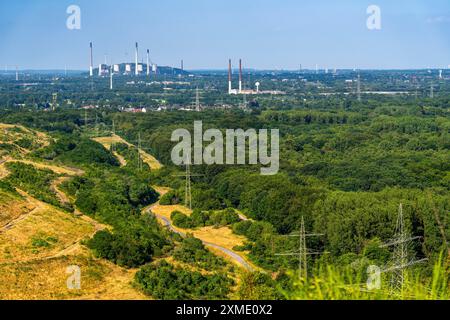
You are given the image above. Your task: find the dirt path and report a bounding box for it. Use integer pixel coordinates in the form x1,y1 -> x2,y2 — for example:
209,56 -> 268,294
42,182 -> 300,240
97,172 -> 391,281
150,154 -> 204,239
0,187 -> 50,232
93,135 -> 162,170
0,161 -> 104,259
113,151 -> 127,167
145,194 -> 255,272
0,158 -> 84,177
51,176 -> 71,205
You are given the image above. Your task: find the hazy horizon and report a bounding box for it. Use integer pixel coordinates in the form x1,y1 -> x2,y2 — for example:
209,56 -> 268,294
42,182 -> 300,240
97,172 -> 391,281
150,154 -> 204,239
1,0 -> 449,70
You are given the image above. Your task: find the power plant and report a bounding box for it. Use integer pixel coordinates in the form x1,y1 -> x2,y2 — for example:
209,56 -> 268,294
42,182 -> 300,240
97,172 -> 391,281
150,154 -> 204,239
89,42 -> 94,77
228,59 -> 284,95
135,42 -> 139,76
88,42 -> 183,77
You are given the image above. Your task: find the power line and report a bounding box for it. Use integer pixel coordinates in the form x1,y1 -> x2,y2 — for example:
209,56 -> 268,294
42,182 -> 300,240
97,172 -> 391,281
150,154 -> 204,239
52,93 -> 58,111
357,73 -> 361,102
274,216 -> 324,280
195,87 -> 201,112
137,132 -> 142,171
380,204 -> 427,294
172,156 -> 204,210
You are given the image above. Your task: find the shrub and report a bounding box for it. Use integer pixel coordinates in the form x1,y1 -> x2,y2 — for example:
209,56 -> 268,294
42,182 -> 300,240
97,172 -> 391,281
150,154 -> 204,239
135,261 -> 233,300
171,211 -> 194,228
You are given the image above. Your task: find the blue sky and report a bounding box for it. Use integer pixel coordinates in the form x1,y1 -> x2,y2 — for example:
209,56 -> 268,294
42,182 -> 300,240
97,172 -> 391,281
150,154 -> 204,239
0,0 -> 449,70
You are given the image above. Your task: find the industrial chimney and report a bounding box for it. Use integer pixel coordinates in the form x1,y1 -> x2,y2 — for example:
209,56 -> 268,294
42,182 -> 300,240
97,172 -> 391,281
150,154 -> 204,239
228,59 -> 232,94
239,59 -> 243,93
89,42 -> 93,77
146,49 -> 150,76
135,42 -> 139,76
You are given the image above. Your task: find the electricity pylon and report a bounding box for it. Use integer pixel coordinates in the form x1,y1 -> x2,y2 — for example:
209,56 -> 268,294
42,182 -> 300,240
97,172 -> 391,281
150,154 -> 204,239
80,109 -> 97,133
111,120 -> 116,153
380,204 -> 427,294
274,216 -> 324,280
195,87 -> 201,112
95,114 -> 99,136
240,93 -> 248,110
357,73 -> 361,102
52,93 -> 58,111
137,132 -> 143,171
172,155 -> 203,210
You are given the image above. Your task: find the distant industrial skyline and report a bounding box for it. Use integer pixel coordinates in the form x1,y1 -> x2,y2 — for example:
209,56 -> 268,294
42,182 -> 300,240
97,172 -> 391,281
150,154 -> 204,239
0,0 -> 449,70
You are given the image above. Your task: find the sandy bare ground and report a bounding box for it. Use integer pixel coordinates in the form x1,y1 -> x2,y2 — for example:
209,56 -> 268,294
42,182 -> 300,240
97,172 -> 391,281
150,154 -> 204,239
0,162 -> 142,299
93,134 -> 162,170
146,187 -> 255,272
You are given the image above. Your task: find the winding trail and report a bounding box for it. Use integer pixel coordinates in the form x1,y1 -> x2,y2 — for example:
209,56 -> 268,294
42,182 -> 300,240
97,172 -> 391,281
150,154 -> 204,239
145,204 -> 254,272
0,159 -> 105,259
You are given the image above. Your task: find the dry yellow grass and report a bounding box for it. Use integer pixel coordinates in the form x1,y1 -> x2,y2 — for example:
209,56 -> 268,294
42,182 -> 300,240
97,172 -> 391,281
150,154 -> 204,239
0,159 -> 84,178
0,198 -> 95,264
0,190 -> 33,228
150,202 -> 247,257
0,188 -> 144,300
0,129 -> 150,299
0,251 -> 147,300
15,159 -> 84,175
93,134 -> 162,170
152,185 -> 171,196
0,123 -> 51,152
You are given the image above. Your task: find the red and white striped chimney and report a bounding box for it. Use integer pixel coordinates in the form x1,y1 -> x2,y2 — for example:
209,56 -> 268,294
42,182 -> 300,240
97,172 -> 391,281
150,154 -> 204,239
228,59 -> 232,94
239,59 -> 242,93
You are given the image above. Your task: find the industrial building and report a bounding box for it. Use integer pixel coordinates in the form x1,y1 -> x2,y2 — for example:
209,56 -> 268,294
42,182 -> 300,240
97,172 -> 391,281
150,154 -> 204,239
88,42 -> 168,77
228,59 -> 284,95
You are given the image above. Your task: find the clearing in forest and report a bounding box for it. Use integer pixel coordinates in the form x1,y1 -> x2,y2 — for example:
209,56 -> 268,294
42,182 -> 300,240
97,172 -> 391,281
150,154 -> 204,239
93,134 -> 162,170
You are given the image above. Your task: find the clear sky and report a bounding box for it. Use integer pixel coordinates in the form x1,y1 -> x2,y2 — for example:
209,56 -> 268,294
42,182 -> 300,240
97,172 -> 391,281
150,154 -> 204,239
0,0 -> 449,70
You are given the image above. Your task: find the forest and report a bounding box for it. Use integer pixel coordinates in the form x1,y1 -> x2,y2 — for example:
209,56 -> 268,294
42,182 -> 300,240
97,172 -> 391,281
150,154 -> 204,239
0,85 -> 448,299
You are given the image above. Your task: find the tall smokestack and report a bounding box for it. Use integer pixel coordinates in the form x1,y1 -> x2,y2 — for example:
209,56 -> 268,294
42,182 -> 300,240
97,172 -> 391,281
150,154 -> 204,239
228,59 -> 232,94
239,59 -> 242,93
135,42 -> 139,76
110,65 -> 113,90
146,49 -> 150,76
181,59 -> 184,71
89,42 -> 93,77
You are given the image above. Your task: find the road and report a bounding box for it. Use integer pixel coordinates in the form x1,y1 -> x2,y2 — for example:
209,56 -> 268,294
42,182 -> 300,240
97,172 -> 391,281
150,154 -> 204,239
146,206 -> 254,272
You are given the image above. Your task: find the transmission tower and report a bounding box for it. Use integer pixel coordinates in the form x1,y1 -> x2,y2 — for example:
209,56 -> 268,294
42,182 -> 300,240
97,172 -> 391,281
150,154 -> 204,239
95,113 -> 99,136
357,73 -> 361,102
137,132 -> 142,171
380,204 -> 427,294
172,155 -> 203,210
274,216 -> 324,280
52,93 -> 58,111
195,87 -> 201,112
81,109 -> 96,130
111,120 -> 116,153
240,93 -> 248,110
184,159 -> 192,208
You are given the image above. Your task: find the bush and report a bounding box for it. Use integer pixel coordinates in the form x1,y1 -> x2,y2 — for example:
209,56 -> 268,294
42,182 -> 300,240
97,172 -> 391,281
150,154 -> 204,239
87,229 -> 155,268
159,189 -> 182,205
171,211 -> 194,228
135,261 -> 233,300
173,235 -> 227,269
172,208 -> 241,229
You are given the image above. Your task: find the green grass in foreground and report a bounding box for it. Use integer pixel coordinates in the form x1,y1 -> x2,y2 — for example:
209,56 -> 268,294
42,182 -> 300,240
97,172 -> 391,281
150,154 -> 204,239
282,253 -> 449,300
